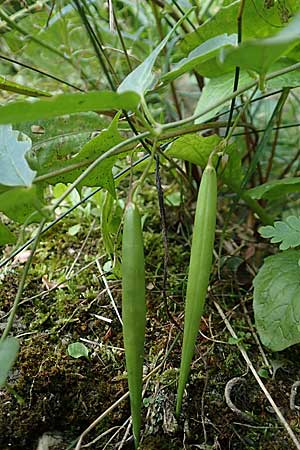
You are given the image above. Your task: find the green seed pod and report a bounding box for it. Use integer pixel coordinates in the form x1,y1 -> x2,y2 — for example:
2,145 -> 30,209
176,162 -> 217,416
122,201 -> 146,448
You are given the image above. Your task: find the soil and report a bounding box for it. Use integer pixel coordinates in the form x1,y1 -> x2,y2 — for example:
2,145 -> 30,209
1,203 -> 300,450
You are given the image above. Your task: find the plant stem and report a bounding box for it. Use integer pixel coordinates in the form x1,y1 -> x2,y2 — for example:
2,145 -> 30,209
0,219 -> 46,342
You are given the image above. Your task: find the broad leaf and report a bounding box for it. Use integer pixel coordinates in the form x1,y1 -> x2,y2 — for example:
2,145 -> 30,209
194,71 -> 253,123
253,250 -> 300,351
179,0 -> 297,56
0,337 -> 19,387
194,59 -> 300,123
161,34 -> 237,83
0,222 -> 16,246
0,91 -> 140,125
220,15 -> 300,83
166,134 -> 221,168
259,216 -> 300,250
248,177 -> 300,200
166,134 -> 243,189
0,186 -> 44,224
0,125 -> 35,187
67,342 -> 89,359
0,75 -> 50,97
34,115 -> 123,196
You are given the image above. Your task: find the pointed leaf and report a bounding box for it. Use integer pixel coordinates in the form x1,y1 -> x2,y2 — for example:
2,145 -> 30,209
161,34 -> 237,83
179,0 -> 296,56
0,186 -> 44,224
248,177 -> 300,200
0,125 -> 35,187
165,134 -> 243,189
194,60 -> 300,124
0,222 -> 16,246
253,250 -> 300,351
220,15 -> 300,78
0,91 -> 140,125
194,70 -> 253,123
35,115 -> 123,195
118,11 -> 191,96
166,134 -> 222,167
0,337 -> 19,387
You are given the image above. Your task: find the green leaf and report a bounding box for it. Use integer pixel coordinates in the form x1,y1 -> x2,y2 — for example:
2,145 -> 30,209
67,224 -> 81,236
118,11 -> 190,96
0,125 -> 35,187
35,114 -> 123,196
248,177 -> 300,200
161,33 -> 237,83
178,0 -> 296,57
0,75 -> 51,97
0,337 -> 19,387
0,91 -> 140,125
259,216 -> 300,250
0,222 -> 16,246
194,59 -> 300,124
253,250 -> 300,351
165,134 -> 243,190
166,134 -> 222,167
220,15 -> 300,83
67,342 -> 89,359
0,186 -> 44,224
194,70 -> 253,123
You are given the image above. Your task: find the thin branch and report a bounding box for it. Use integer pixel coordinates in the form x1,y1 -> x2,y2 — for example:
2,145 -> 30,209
214,300 -> 300,450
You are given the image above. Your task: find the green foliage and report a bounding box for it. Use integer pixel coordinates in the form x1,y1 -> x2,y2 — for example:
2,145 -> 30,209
194,59 -> 300,123
166,134 -> 243,189
0,221 -> 16,245
259,216 -> 300,250
161,33 -> 237,83
0,186 -> 44,223
118,11 -> 190,98
220,15 -> 300,87
0,75 -> 50,97
67,342 -> 89,359
33,114 -> 123,196
0,337 -> 19,388
177,0 -> 299,76
0,125 -> 35,187
253,250 -> 300,351
0,91 -> 140,125
2,1 -> 300,446
249,177 -> 300,200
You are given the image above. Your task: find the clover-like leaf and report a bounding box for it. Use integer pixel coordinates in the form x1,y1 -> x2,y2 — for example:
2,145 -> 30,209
67,342 -> 89,359
0,125 -> 35,187
253,250 -> 300,351
259,216 -> 300,250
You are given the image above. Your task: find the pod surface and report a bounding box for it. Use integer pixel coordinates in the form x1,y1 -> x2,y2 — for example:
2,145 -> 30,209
122,201 -> 146,447
176,164 -> 217,415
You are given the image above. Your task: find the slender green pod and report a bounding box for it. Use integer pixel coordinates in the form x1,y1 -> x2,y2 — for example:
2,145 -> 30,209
176,161 -> 217,416
122,201 -> 146,448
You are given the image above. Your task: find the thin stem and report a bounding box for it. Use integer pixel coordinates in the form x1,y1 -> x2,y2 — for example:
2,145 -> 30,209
0,218 -> 46,342
0,153 -> 151,270
264,100 -> 284,182
225,0 -> 245,137
159,62 -> 300,131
